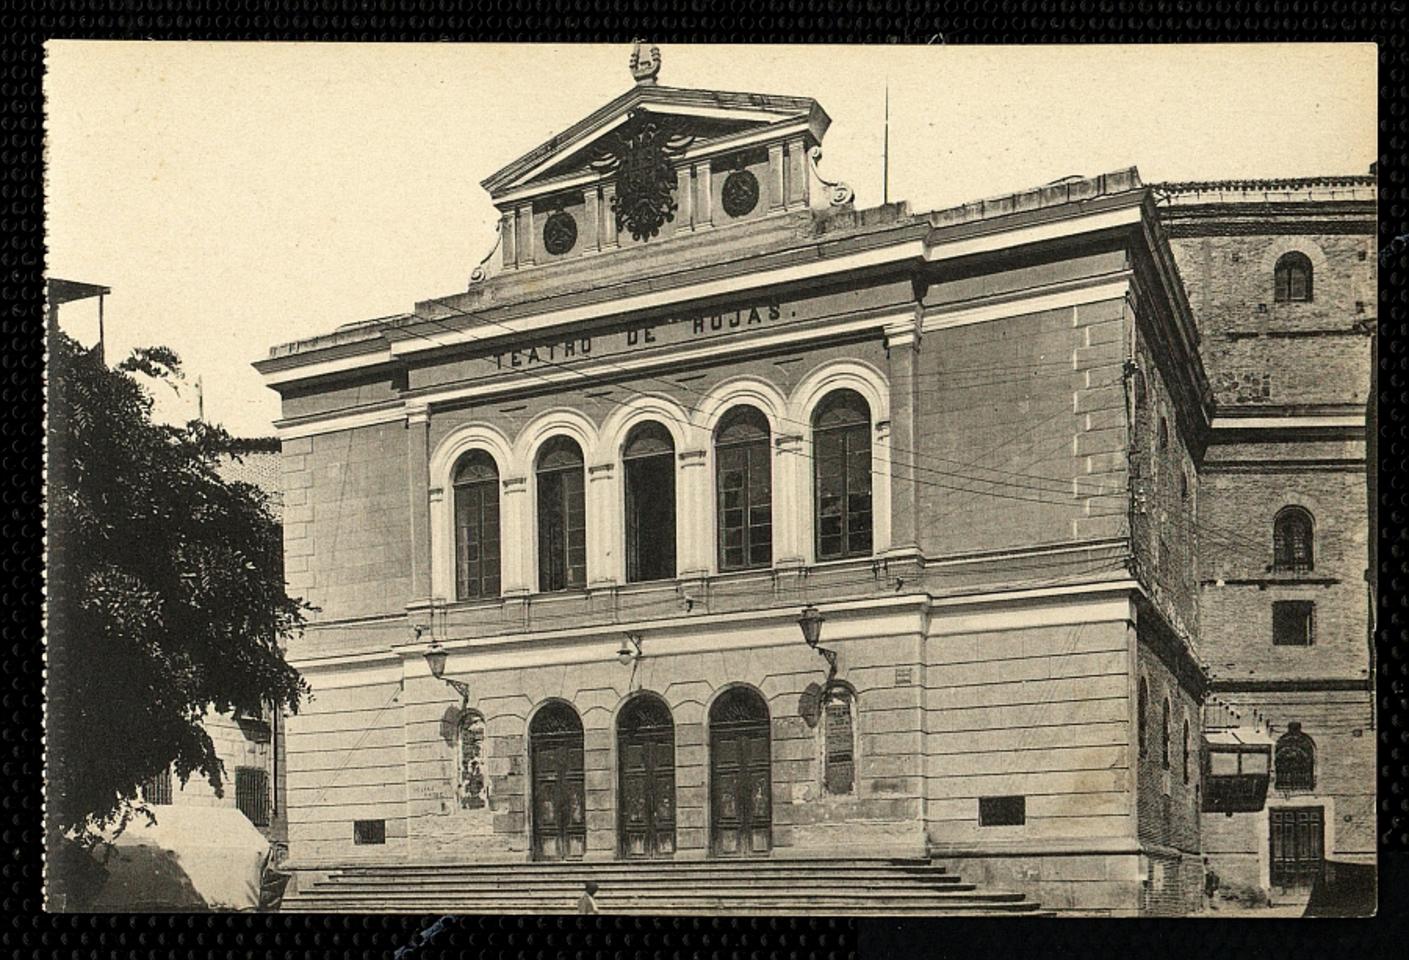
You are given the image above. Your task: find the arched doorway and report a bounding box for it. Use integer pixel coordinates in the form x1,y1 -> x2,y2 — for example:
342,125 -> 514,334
529,701 -> 586,860
616,694 -> 676,859
708,686 -> 772,857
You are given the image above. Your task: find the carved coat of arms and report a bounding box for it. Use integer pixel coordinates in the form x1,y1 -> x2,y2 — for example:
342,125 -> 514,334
591,110 -> 693,242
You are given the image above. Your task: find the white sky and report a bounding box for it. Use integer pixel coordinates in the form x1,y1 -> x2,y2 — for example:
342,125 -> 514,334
44,42 -> 1376,437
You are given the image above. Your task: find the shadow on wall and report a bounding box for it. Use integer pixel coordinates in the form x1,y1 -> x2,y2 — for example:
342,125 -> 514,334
1303,860 -> 1377,918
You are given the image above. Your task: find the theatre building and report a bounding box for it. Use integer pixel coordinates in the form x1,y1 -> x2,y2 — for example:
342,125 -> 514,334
256,52 -> 1368,915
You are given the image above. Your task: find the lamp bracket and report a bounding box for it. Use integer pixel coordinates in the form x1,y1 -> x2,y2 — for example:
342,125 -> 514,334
816,645 -> 839,685
443,677 -> 471,709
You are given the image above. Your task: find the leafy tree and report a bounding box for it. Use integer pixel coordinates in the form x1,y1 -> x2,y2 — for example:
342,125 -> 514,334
46,328 -> 308,844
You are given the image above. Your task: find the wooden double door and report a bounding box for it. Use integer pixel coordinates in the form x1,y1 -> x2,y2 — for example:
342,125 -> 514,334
1270,805 -> 1325,889
617,695 -> 677,858
708,687 -> 772,857
529,702 -> 586,861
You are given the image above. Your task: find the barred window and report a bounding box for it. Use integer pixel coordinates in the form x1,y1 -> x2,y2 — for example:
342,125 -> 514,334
822,686 -> 855,796
1273,507 -> 1314,572
813,390 -> 872,561
143,769 -> 173,805
235,766 -> 271,827
536,437 -> 587,592
1274,252 -> 1313,303
458,711 -> 488,810
1274,722 -> 1316,791
453,451 -> 501,600
715,405 -> 773,571
1272,600 -> 1315,647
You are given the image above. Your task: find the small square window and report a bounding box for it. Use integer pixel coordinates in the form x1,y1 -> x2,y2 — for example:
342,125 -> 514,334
979,795 -> 1026,826
1272,601 -> 1315,646
353,819 -> 386,845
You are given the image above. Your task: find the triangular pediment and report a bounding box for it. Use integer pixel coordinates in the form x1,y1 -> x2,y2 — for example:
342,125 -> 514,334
481,84 -> 829,203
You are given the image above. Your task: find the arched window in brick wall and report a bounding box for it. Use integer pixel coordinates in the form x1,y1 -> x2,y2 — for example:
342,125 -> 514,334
453,450 -> 501,600
1138,677 -> 1149,758
1274,251 -> 1314,303
536,437 -> 587,592
813,389 -> 873,561
1162,698 -> 1171,770
1273,506 -> 1315,573
1275,722 -> 1316,791
1182,718 -> 1191,785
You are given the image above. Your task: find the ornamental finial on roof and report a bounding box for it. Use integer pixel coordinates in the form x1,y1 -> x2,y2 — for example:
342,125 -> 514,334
630,40 -> 661,85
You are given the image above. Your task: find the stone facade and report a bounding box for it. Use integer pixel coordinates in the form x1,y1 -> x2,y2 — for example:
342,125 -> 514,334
254,70 -> 1368,916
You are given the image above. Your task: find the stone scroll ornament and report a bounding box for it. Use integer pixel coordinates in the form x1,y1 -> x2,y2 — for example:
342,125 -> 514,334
808,145 -> 855,206
592,110 -> 694,241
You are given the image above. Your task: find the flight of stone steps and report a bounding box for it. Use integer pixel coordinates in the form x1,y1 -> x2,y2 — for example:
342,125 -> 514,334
280,857 -> 1048,916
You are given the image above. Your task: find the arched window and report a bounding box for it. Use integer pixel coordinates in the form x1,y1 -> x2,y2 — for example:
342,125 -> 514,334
536,437 -> 587,592
1273,506 -> 1315,572
813,389 -> 872,561
457,710 -> 487,810
623,422 -> 676,583
1274,722 -> 1316,791
453,450 -> 501,600
1162,698 -> 1171,770
1158,415 -> 1170,452
1274,252 -> 1313,303
821,685 -> 856,796
715,405 -> 772,571
1138,678 -> 1149,758
1182,717 -> 1191,785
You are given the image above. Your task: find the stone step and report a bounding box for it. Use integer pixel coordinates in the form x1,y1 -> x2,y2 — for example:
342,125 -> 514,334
309,872 -> 966,890
320,858 -> 943,875
282,900 -> 1048,916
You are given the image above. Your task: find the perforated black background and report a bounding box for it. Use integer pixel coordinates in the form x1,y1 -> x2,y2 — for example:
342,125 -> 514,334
5,5 -> 1406,957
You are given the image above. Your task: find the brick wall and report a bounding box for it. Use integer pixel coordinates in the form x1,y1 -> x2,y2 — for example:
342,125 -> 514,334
1167,231 -> 1374,409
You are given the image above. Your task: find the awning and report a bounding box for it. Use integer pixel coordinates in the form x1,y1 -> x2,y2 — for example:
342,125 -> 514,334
1204,726 -> 1275,748
79,806 -> 272,912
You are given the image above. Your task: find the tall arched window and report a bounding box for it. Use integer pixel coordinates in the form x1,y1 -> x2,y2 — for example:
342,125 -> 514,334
536,437 -> 587,592
1182,717 -> 1191,785
821,685 -> 856,796
1274,251 -> 1313,303
1275,722 -> 1316,791
715,405 -> 772,571
1162,698 -> 1171,770
1273,506 -> 1315,572
458,710 -> 487,810
813,389 -> 872,561
624,422 -> 676,583
453,450 -> 501,600
1138,677 -> 1149,758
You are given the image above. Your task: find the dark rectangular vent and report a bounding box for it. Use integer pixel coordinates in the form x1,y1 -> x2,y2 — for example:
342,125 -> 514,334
353,819 -> 386,845
979,795 -> 1026,827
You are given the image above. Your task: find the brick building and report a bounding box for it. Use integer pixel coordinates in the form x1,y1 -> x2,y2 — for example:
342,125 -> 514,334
1155,178 -> 1376,900
254,53 -> 1371,915
141,438 -> 289,847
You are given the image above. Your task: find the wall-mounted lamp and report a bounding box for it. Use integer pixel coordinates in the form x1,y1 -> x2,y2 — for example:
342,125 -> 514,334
418,626 -> 470,709
617,633 -> 643,667
797,605 -> 837,681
